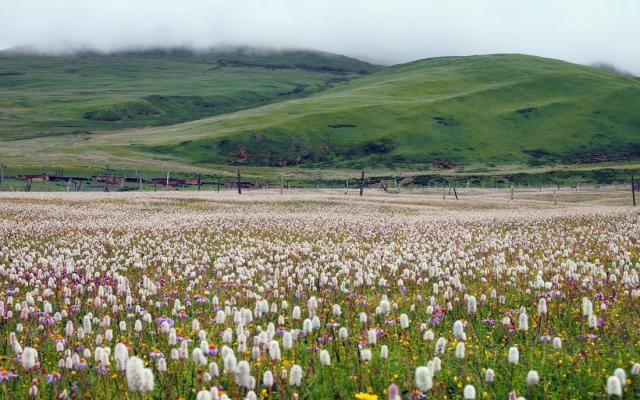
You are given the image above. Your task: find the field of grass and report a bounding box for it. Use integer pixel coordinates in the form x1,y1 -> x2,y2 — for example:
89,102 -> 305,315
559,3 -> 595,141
1,52 -> 639,183
123,54 -> 640,169
0,191 -> 639,399
0,48 -> 378,140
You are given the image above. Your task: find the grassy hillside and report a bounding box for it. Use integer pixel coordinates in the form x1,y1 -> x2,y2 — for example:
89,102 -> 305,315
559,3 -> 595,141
0,48 -> 378,140
1,53 -> 639,176
122,54 -> 640,169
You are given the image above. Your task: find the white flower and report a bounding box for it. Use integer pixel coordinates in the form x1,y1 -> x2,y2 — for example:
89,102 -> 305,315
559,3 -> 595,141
380,345 -> 389,359
463,384 -> 476,399
21,347 -> 38,370
537,298 -> 547,314
283,332 -> 293,349
607,376 -> 622,397
360,348 -> 372,362
196,390 -> 212,400
319,349 -> 331,366
508,347 -> 519,364
415,366 -> 433,392
518,312 -> 529,331
553,337 -> 562,350
223,353 -> 237,374
453,320 -> 465,339
614,368 -> 627,387
157,358 -> 167,372
455,342 -> 465,359
424,330 -> 434,341
216,310 -> 226,324
588,313 -> 598,328
332,304 -> 341,316
268,341 -> 281,361
400,314 -> 409,329
485,368 -> 495,383
435,337 -> 447,355
582,298 -> 593,317
338,327 -> 348,341
191,348 -> 205,365
289,365 -> 303,386
367,329 -> 377,345
141,367 -> 154,392
380,299 -> 391,315
467,295 -> 477,315
263,370 -> 274,387
245,391 -> 257,400
126,356 -> 145,392
302,319 -> 313,334
527,370 -> 540,386
236,360 -> 251,388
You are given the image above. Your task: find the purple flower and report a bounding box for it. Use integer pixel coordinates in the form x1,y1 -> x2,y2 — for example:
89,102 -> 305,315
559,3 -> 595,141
578,333 -> 598,340
94,366 -> 108,374
38,315 -> 56,325
46,371 -> 62,383
149,350 -> 164,359
204,346 -> 218,356
156,316 -> 175,327
482,318 -> 496,326
0,368 -> 18,382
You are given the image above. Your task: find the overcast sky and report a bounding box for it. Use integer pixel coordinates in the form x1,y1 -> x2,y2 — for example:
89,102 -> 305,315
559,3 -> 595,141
1,0 -> 639,74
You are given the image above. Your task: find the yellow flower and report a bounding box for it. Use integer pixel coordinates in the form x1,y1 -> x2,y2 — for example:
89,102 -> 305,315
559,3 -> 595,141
355,393 -> 378,400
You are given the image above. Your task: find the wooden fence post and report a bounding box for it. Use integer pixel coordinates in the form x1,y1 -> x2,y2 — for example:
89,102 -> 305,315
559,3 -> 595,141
632,173 -> 637,207
359,170 -> 364,197
237,169 -> 242,195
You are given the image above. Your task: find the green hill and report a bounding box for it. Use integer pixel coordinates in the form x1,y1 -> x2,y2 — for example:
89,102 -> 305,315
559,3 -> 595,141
127,54 -> 640,169
1,53 -> 639,175
0,48 -> 379,140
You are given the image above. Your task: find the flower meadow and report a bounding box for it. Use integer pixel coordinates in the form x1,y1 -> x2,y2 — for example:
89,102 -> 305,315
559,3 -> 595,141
0,191 -> 639,399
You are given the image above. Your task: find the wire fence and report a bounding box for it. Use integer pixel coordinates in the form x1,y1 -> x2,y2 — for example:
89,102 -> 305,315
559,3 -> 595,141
0,166 -> 637,206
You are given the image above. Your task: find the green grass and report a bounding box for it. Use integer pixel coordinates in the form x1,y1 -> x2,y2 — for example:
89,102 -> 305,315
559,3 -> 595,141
127,54 -> 640,169
0,48 -> 378,140
1,52 -> 639,179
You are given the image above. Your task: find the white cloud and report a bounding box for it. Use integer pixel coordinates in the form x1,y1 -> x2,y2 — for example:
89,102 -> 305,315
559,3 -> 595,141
1,0 -> 638,74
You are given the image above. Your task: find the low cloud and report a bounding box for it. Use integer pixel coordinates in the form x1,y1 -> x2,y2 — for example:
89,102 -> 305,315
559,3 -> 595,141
1,0 -> 639,74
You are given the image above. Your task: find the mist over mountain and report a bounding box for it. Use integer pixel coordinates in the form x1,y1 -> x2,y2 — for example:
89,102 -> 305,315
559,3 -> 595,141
1,0 -> 639,75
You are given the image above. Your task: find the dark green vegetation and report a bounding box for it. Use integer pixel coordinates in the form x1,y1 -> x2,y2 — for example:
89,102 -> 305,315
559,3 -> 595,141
136,54 -> 640,169
0,48 -> 378,140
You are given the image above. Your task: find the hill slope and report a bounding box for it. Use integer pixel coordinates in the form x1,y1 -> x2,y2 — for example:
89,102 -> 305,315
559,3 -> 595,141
1,53 -> 639,174
123,54 -> 640,169
0,48 -> 378,140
